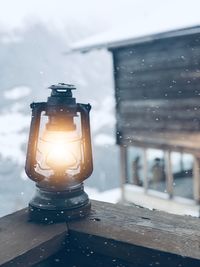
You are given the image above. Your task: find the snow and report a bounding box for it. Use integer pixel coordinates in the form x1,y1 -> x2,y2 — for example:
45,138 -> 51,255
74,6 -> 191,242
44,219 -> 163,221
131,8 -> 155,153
90,95 -> 116,146
90,96 -> 115,133
0,33 -> 22,44
0,112 -> 29,134
70,0 -> 200,52
1,0 -> 200,49
4,86 -> 31,100
85,186 -> 121,204
0,111 -> 29,164
71,23 -> 200,52
94,133 -> 115,146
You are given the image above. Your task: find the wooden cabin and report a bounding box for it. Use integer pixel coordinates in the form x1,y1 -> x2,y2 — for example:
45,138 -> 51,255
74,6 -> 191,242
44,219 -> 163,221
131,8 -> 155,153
71,25 -> 200,216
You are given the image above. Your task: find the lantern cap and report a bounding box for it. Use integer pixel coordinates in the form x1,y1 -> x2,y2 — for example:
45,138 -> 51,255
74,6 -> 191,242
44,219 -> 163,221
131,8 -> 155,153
48,83 -> 76,97
49,83 -> 76,90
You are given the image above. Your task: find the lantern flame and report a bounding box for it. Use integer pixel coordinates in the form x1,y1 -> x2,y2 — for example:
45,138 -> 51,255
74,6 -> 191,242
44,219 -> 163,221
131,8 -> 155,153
37,129 -> 81,173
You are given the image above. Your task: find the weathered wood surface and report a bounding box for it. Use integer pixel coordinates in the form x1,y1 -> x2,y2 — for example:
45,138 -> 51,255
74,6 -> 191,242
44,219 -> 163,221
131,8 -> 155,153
118,99 -> 200,134
118,119 -> 200,132
41,244 -> 137,267
193,157 -> 200,203
68,200 -> 200,261
0,209 -> 67,267
113,31 -> 200,140
115,82 -> 200,101
120,99 -> 200,115
115,88 -> 200,101
67,232 -> 200,267
115,68 -> 200,93
114,35 -> 200,73
120,130 -> 200,155
1,200 -> 200,266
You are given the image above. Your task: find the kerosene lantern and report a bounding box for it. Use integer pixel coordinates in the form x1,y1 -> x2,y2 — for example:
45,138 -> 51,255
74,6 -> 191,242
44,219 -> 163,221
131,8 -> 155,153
25,83 -> 93,222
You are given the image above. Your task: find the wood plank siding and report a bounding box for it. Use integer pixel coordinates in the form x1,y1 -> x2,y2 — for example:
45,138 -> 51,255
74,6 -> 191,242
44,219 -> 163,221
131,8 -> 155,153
112,32 -> 200,151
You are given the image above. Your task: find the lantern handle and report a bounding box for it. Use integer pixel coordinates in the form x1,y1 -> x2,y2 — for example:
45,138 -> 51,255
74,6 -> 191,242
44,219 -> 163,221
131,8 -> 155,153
77,103 -> 93,182
25,102 -> 47,182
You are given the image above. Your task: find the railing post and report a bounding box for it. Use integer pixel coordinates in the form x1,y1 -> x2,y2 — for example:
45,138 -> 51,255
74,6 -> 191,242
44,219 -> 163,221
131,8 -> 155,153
165,150 -> 174,198
120,145 -> 127,201
193,156 -> 200,204
143,148 -> 148,193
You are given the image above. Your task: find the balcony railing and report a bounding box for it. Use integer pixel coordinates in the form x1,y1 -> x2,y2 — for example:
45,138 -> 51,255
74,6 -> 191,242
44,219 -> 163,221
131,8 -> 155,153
1,200 -> 200,267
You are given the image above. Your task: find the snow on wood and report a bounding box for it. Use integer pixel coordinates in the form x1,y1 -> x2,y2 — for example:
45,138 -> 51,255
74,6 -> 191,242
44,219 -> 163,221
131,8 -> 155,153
71,24 -> 200,52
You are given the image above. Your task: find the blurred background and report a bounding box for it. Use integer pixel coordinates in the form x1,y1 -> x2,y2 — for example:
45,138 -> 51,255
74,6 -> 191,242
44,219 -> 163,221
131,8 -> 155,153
1,0 -> 200,217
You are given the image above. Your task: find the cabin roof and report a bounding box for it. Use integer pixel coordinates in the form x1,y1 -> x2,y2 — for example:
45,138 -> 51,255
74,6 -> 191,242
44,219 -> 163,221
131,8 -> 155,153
70,25 -> 200,53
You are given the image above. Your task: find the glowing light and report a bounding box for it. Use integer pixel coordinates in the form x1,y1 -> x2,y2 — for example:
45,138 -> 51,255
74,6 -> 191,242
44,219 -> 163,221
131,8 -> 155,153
37,129 -> 81,173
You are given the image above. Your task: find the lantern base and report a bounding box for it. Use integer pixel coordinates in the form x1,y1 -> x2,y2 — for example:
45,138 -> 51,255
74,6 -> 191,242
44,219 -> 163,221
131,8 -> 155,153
28,183 -> 91,223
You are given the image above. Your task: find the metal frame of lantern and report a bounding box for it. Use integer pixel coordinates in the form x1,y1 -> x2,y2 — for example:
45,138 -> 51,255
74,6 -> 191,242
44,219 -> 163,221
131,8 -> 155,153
25,83 -> 93,223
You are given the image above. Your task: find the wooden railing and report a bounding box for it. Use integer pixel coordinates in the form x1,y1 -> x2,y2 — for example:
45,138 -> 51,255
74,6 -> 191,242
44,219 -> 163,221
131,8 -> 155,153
1,200 -> 200,267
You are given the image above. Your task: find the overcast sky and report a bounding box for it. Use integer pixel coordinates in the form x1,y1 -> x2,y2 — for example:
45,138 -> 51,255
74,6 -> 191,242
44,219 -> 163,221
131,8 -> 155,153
1,0 -> 200,35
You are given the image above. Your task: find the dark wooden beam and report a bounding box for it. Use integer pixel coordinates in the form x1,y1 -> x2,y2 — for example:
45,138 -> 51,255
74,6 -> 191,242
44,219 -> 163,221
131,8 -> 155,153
68,200 -> 200,261
0,209 -> 67,267
1,200 -> 200,267
120,131 -> 200,155
66,232 -> 200,267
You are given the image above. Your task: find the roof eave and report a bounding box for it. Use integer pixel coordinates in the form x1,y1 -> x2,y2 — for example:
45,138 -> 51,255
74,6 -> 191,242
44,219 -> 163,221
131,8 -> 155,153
68,25 -> 200,54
